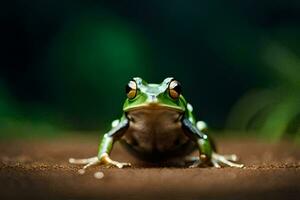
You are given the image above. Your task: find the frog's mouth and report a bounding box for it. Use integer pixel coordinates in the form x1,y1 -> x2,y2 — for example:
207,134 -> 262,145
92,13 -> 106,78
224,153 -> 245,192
124,103 -> 185,128
124,103 -> 185,113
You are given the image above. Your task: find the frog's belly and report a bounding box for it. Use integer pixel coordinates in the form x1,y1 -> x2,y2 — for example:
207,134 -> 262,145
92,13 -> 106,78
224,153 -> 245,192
121,108 -> 195,160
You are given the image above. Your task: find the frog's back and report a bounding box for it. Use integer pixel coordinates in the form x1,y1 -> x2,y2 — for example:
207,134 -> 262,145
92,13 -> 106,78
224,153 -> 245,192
121,107 -> 195,161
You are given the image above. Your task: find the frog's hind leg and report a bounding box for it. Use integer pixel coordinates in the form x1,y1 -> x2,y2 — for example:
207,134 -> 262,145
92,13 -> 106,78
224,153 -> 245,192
211,153 -> 244,168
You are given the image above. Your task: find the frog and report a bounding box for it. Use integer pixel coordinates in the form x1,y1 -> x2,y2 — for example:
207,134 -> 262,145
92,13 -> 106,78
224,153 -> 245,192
69,77 -> 243,173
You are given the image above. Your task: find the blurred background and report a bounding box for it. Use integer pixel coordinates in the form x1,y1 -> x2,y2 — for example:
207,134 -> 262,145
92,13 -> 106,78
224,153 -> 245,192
0,0 -> 299,140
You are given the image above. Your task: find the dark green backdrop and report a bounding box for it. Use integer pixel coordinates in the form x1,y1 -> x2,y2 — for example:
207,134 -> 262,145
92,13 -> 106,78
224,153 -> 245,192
1,1 -> 300,139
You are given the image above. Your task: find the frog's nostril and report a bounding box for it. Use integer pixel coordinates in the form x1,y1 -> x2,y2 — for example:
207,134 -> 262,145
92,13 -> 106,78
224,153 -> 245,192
148,95 -> 158,103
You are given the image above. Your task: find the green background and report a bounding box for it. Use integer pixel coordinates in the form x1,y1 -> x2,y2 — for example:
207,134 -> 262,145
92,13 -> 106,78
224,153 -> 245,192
1,1 -> 299,140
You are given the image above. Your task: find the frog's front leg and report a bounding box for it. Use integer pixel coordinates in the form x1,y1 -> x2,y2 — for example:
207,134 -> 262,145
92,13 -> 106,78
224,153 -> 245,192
69,118 -> 131,174
182,118 -> 243,168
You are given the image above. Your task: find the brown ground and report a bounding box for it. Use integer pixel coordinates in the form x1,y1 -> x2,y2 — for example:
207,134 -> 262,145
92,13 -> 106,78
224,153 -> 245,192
0,136 -> 299,200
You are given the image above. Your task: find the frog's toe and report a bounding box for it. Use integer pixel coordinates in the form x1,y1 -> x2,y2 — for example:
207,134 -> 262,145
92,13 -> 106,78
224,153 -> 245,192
211,159 -> 221,168
212,153 -> 244,168
106,161 -> 131,168
69,156 -> 98,164
188,160 -> 201,168
222,154 -> 238,162
116,162 -> 131,168
106,161 -> 131,169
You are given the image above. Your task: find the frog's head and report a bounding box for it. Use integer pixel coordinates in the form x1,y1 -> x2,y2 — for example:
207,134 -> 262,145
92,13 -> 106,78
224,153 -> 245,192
123,77 -> 187,113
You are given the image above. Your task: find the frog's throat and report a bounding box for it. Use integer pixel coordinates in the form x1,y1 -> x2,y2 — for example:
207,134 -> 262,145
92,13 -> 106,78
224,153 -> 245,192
123,103 -> 185,113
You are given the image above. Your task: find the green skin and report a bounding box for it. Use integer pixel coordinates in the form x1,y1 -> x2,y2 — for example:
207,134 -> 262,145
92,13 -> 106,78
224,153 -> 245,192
69,77 -> 243,172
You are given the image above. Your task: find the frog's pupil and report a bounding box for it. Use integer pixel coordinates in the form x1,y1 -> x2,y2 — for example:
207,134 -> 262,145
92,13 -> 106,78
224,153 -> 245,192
174,84 -> 181,94
170,81 -> 182,94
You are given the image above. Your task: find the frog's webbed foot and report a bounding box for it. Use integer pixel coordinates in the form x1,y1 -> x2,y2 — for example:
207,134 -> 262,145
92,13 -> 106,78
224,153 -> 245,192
99,153 -> 131,169
69,153 -> 131,174
211,153 -> 244,168
187,153 -> 243,168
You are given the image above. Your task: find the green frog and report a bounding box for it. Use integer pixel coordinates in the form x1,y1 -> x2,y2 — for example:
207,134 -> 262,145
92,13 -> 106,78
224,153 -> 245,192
69,77 -> 243,173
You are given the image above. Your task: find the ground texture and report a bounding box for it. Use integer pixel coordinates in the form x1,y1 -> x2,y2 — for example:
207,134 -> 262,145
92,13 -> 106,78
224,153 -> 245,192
0,136 -> 299,200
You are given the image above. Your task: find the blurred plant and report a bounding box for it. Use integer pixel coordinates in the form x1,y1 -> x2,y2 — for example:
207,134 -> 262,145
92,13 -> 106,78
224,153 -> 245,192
227,41 -> 300,141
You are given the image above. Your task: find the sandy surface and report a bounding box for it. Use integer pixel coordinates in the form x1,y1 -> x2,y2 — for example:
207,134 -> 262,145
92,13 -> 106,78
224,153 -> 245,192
0,136 -> 299,200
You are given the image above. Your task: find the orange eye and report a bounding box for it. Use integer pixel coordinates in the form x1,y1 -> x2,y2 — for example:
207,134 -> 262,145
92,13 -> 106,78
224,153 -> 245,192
126,80 -> 137,99
168,80 -> 181,99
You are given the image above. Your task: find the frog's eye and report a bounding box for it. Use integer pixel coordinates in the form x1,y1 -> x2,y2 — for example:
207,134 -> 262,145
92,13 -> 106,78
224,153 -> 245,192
168,80 -> 181,99
126,80 -> 137,99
